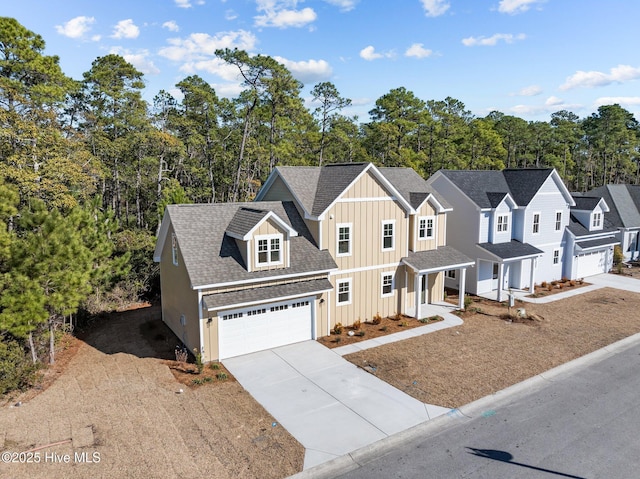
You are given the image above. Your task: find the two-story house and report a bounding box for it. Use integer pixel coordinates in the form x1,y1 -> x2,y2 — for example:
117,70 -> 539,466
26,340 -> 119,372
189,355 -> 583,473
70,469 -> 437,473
585,184 -> 640,261
428,168 -> 617,301
154,162 -> 473,361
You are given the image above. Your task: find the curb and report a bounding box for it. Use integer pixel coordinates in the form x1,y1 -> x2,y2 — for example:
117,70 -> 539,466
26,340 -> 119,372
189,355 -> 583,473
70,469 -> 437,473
287,331 -> 640,479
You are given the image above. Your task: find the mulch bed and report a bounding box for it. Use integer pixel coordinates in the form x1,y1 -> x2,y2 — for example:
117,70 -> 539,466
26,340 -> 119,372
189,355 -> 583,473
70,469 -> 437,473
317,314 -> 443,349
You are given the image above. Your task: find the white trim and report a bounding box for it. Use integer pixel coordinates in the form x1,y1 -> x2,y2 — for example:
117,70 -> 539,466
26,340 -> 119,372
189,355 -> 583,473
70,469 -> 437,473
206,288 -> 332,312
154,209 -> 171,262
418,215 -> 436,241
412,193 -> 451,214
336,196 -> 396,203
403,259 -> 475,274
496,213 -> 509,234
336,278 -> 352,306
330,262 -> 401,276
382,219 -> 396,251
555,210 -> 563,231
194,268 -> 338,290
532,212 -> 541,235
380,271 -> 395,298
171,232 -> 179,266
336,223 -> 352,257
246,240 -> 252,272
225,210 -> 298,241
318,220 -> 323,250
255,233 -> 284,267
591,211 -> 603,230
197,290 -> 204,356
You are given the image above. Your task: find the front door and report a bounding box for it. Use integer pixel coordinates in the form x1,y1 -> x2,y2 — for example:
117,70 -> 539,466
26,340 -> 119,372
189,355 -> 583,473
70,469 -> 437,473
492,263 -> 499,290
420,274 -> 427,304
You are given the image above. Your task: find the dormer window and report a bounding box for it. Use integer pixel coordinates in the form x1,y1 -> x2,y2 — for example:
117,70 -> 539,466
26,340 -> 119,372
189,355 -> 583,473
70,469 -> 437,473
256,234 -> 282,266
418,216 -> 435,240
592,212 -> 602,229
496,215 -> 509,233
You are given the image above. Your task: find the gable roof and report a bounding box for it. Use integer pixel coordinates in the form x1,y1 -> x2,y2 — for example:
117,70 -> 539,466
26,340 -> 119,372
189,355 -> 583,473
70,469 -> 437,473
437,168 -> 573,209
256,162 -> 424,218
589,184 -> 640,228
378,167 -> 451,211
225,207 -> 297,241
155,201 -> 337,289
566,213 -> 618,238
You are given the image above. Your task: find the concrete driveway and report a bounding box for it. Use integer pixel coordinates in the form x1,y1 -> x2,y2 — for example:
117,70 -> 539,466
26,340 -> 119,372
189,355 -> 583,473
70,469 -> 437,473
223,341 -> 450,469
588,272 -> 640,292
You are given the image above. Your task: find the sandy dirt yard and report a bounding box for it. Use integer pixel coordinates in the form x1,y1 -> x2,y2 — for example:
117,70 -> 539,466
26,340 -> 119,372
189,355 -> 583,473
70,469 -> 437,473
0,305 -> 303,479
345,287 -> 640,408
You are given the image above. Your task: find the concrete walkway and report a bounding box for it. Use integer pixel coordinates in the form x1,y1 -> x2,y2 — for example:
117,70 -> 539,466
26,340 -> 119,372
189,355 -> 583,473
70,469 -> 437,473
223,340 -> 451,470
480,273 -> 640,304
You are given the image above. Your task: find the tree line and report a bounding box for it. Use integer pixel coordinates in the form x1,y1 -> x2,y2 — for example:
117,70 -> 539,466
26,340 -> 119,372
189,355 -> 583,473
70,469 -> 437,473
1,17 -> 639,393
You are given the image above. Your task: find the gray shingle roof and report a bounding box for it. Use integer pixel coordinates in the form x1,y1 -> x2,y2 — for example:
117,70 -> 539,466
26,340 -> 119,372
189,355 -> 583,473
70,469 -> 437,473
477,240 -> 543,260
402,246 -> 474,272
576,237 -> 619,250
311,163 -> 369,216
274,166 -> 321,214
202,278 -> 333,311
379,167 -> 451,209
571,195 -> 601,211
439,168 -> 555,208
567,214 -> 618,238
167,201 -> 337,288
589,184 -> 640,228
225,207 -> 270,238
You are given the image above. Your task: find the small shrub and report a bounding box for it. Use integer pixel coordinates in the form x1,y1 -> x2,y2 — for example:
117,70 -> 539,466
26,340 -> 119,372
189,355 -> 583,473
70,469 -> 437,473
192,378 -> 203,385
551,280 -> 558,286
394,312 -> 402,321
561,277 -> 569,283
557,283 -> 564,289
399,320 -> 409,327
463,295 -> 473,309
569,280 -> 576,287
380,325 -> 388,332
540,281 -> 548,288
209,362 -> 221,370
216,372 -> 228,381
613,245 -> 624,265
333,322 -> 343,335
547,284 -> 553,291
333,336 -> 342,344
194,348 -> 204,374
372,313 -> 382,325
355,331 -> 365,337
353,318 -> 362,330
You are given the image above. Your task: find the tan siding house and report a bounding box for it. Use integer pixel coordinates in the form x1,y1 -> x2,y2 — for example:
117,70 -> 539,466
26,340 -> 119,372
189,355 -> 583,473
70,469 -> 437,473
155,163 -> 472,361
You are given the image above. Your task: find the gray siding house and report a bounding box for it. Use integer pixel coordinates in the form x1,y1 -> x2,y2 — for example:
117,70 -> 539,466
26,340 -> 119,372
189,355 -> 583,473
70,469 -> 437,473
428,168 -> 618,301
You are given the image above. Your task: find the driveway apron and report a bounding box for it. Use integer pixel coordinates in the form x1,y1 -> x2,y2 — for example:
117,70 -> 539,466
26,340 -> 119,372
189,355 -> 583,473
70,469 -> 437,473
224,340 -> 450,469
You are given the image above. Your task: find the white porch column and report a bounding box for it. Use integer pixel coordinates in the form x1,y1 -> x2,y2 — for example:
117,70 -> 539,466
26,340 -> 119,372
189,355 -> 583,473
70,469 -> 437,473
414,272 -> 421,319
529,257 -> 536,293
458,267 -> 467,310
497,262 -> 504,302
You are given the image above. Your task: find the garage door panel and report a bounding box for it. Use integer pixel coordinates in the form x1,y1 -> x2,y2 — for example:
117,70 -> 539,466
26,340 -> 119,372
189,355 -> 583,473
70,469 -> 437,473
219,297 -> 313,359
576,250 -> 606,278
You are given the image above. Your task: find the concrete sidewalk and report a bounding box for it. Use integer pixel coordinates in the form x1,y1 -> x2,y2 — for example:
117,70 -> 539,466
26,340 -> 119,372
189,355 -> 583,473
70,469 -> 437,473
224,341 -> 451,470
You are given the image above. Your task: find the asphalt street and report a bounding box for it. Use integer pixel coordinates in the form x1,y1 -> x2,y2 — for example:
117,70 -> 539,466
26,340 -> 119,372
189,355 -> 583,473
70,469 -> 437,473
331,340 -> 640,479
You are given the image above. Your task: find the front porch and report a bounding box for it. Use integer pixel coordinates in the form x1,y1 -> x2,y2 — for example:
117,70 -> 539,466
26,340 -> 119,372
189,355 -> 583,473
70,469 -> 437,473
402,246 -> 474,316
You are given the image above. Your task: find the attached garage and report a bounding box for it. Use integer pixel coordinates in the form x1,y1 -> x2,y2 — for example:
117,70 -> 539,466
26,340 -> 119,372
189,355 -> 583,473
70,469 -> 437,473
217,297 -> 314,359
576,250 -> 607,278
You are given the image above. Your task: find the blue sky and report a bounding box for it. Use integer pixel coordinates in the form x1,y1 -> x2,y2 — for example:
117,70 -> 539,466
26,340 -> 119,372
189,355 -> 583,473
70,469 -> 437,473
5,0 -> 640,122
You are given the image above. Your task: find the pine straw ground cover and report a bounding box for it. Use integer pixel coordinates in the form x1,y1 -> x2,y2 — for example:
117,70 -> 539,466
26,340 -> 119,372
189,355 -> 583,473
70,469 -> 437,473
0,305 -> 303,479
344,287 -> 640,409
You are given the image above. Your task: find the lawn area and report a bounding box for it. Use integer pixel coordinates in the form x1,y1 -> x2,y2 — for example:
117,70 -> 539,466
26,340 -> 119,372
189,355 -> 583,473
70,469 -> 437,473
344,287 -> 640,408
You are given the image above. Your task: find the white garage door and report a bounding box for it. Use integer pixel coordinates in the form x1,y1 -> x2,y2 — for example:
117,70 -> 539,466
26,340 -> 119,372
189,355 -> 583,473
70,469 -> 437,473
576,250 -> 607,278
218,297 -> 313,359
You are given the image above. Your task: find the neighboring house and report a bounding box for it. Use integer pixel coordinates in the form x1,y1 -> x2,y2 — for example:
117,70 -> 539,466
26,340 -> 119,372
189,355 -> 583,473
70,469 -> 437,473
154,162 -> 473,361
427,168 -> 618,301
585,184 -> 640,261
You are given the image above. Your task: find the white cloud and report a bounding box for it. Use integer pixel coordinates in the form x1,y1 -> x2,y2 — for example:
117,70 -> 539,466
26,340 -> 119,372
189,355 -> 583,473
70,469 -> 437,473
110,47 -> 160,75
323,0 -> 358,12
255,0 -> 317,28
405,43 -> 433,59
162,21 -> 180,32
158,30 -> 257,62
594,96 -> 640,108
420,0 -> 450,17
498,0 -> 545,15
273,56 -> 332,82
225,9 -> 238,20
560,64 -> 640,90
462,33 -> 526,46
510,96 -> 581,116
111,19 -> 140,39
359,45 -> 394,61
174,0 -> 204,7
513,85 -> 542,96
55,16 -> 95,39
